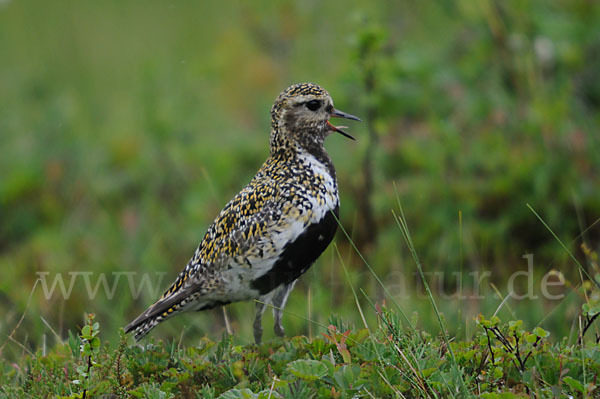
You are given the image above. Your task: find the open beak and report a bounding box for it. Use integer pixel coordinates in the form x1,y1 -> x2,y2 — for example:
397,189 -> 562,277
328,108 -> 361,140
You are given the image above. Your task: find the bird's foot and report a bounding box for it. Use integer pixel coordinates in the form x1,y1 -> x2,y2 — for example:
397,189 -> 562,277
253,323 -> 263,344
274,322 -> 285,337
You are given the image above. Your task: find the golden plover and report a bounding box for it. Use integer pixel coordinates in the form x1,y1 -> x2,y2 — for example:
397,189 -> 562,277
125,83 -> 360,343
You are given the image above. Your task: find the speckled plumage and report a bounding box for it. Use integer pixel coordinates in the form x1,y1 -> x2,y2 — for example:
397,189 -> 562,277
125,83 -> 360,343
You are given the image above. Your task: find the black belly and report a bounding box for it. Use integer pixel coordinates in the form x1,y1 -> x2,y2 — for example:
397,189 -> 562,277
250,205 -> 339,295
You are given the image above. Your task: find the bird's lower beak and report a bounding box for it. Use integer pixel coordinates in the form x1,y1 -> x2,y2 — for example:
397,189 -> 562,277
328,108 -> 361,140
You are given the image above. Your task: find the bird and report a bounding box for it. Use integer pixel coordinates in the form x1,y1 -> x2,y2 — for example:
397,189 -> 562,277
124,82 -> 360,344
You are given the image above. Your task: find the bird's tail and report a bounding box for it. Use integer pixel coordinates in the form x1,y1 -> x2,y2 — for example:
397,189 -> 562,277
124,292 -> 188,341
125,281 -> 222,340
124,316 -> 160,342
124,307 -> 172,341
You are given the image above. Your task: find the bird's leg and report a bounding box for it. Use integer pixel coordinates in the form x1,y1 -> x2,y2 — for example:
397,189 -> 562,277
272,280 -> 297,337
253,300 -> 268,344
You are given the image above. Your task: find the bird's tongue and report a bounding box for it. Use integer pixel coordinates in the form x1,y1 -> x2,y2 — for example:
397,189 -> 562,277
327,121 -> 355,140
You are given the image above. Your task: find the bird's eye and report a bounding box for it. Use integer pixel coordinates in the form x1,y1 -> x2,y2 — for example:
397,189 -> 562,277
305,100 -> 321,111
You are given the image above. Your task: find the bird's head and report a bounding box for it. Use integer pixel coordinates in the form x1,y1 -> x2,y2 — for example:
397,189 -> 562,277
270,83 -> 361,154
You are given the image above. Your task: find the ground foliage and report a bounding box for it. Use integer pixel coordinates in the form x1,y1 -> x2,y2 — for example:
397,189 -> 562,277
1,311 -> 599,398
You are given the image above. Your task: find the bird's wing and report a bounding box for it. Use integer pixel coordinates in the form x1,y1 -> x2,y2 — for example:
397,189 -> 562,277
125,172 -> 308,334
124,176 -> 280,333
162,175 -> 289,296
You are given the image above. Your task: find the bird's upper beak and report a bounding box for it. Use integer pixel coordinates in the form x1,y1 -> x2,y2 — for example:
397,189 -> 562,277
328,108 -> 361,140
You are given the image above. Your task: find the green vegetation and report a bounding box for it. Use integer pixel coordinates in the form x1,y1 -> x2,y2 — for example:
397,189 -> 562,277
2,310 -> 599,397
1,0 -> 600,397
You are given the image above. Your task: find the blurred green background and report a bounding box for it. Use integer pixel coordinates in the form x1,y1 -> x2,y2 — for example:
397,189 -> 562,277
1,0 -> 599,357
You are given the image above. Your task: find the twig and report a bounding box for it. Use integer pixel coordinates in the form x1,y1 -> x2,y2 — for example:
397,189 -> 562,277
0,278 -> 39,355
578,313 -> 600,344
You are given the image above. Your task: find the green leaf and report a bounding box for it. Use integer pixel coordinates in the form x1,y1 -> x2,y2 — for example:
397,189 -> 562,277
421,367 -> 437,378
217,388 -> 257,399
82,342 -> 92,356
256,390 -> 283,399
310,338 -> 326,356
563,376 -> 585,394
478,319 -> 491,328
333,364 -> 361,390
524,332 -> 537,344
352,328 -> 371,344
462,349 -> 476,361
90,337 -> 101,349
584,303 -> 600,317
287,359 -> 328,381
508,320 -> 522,331
480,393 -> 521,399
81,325 -> 92,339
478,335 -> 489,346
339,348 -> 351,364
492,366 -> 503,379
533,327 -> 549,338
